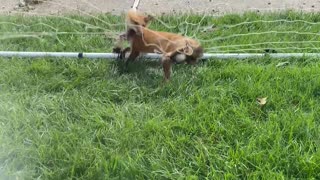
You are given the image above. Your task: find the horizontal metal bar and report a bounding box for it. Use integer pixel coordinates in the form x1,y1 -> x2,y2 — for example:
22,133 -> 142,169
0,51 -> 319,59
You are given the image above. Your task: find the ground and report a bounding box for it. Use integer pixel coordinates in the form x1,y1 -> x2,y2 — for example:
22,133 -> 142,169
1,0 -> 320,15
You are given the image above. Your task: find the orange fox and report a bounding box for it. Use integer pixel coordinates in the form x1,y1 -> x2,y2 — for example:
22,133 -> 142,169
114,9 -> 204,82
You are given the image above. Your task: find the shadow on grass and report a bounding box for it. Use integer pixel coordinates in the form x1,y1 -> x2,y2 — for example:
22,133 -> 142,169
112,58 -> 164,87
113,57 -> 204,88
114,58 -> 161,75
9,57 -> 200,98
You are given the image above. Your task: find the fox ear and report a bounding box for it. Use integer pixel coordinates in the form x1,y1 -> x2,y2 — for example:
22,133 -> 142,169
132,20 -> 139,25
144,15 -> 154,23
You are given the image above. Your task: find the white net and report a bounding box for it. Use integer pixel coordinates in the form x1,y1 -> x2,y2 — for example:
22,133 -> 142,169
1,0 -> 320,54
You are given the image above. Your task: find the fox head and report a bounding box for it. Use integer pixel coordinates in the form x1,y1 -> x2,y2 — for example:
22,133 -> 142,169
126,9 -> 153,35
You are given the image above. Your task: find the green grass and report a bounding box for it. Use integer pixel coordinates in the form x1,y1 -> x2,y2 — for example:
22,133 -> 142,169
1,11 -> 320,179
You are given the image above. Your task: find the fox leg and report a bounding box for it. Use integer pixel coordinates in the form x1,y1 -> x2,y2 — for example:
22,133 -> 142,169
120,47 -> 131,60
161,55 -> 172,82
161,51 -> 187,82
127,50 -> 140,62
125,50 -> 140,67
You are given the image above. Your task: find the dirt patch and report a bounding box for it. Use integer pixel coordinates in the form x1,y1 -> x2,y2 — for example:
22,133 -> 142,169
1,0 -> 320,16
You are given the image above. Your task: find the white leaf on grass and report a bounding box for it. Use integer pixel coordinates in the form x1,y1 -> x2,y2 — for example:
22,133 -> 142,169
257,97 -> 267,106
276,61 -> 290,68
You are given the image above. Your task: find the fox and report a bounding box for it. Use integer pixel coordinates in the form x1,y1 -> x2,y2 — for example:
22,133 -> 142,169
114,9 -> 204,82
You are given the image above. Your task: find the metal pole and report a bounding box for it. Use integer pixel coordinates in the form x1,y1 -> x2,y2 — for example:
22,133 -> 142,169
0,51 -> 319,59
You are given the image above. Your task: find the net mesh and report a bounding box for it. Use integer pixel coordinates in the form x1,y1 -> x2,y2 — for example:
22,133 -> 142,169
1,0 -> 319,54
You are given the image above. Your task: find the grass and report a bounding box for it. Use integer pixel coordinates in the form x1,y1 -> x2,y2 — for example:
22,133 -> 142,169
1,11 -> 320,179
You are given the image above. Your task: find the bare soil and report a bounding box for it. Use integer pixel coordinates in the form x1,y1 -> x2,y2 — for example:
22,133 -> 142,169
1,0 -> 320,16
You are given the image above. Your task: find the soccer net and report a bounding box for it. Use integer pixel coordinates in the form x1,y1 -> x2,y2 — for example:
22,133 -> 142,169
0,0 -> 319,55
